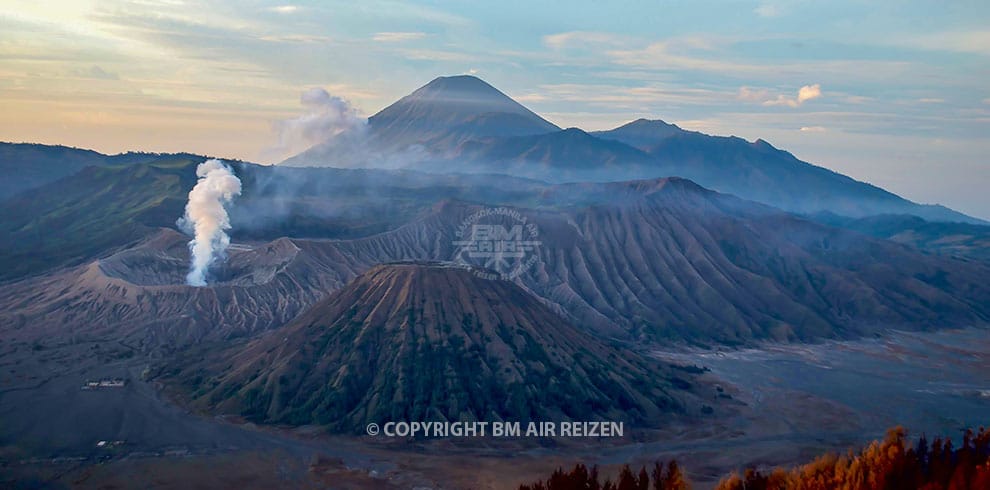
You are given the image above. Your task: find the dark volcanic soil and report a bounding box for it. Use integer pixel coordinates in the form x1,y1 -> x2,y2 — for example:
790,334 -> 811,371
654,328 -> 990,443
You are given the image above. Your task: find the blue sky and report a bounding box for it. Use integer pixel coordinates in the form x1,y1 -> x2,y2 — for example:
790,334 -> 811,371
1,0 -> 988,218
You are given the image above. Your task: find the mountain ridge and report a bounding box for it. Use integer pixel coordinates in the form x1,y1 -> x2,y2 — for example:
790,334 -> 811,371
279,75 -> 983,224
4,180 -> 988,352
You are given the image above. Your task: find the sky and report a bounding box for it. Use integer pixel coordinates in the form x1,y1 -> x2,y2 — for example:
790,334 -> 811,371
1,1 -> 988,219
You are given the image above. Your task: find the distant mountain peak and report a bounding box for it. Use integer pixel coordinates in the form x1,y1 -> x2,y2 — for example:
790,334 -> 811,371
592,118 -> 686,151
386,75 -> 554,122
363,75 -> 560,147
623,118 -> 679,129
415,74 -> 503,95
559,127 -> 591,136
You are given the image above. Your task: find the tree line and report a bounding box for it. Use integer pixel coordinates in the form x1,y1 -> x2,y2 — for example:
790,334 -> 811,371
519,461 -> 688,490
518,426 -> 990,490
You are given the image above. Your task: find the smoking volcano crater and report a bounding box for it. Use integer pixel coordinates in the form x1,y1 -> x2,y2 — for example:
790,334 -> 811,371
96,229 -> 301,287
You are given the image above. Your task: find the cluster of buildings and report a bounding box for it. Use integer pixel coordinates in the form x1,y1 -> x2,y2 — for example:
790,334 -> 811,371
81,378 -> 127,389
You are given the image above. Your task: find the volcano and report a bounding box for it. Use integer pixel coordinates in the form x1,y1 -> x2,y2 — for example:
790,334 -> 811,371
370,75 -> 560,143
166,262 -> 694,432
283,75 -> 560,166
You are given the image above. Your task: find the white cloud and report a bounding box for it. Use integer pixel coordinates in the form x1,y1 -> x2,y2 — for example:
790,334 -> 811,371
800,126 -> 827,132
918,98 -> 945,104
754,4 -> 782,18
763,97 -> 800,107
763,84 -> 823,108
798,84 -> 822,103
269,5 -> 298,14
372,32 -> 427,43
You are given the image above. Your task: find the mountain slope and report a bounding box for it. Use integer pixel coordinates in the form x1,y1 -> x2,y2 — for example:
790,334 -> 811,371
451,127 -> 655,179
0,143 -> 112,198
513,181 -> 990,342
4,178 -> 988,350
0,155 -> 202,281
0,142 -> 205,199
164,262 -> 694,431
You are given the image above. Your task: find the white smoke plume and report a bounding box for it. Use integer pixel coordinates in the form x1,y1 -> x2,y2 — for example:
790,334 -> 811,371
266,87 -> 370,163
179,159 -> 242,287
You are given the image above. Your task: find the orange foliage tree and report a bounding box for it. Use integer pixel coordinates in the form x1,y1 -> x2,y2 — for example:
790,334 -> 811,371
716,426 -> 990,490
518,426 -> 990,490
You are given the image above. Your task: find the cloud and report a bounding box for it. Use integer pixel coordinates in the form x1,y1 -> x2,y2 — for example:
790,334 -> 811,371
984,98 -> 990,105
396,47 -> 472,61
515,93 -> 548,103
269,5 -> 298,14
918,98 -> 945,104
763,96 -> 800,107
754,4 -> 782,18
800,126 -> 827,132
372,32 -> 427,43
591,35 -> 921,87
898,29 -> 990,56
844,95 -> 873,105
798,83 -> 822,104
607,40 -> 762,75
543,31 -> 627,50
763,84 -> 823,108
737,86 -> 769,102
533,83 -> 728,110
739,84 -> 822,107
259,34 -> 333,44
798,84 -> 822,103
